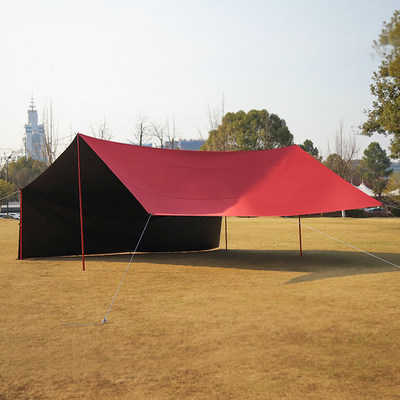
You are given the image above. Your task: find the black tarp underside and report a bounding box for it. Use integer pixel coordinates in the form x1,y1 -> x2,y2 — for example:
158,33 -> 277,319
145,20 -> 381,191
20,137 -> 222,258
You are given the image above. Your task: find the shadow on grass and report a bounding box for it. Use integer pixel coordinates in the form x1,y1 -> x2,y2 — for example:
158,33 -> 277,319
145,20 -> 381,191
39,249 -> 400,284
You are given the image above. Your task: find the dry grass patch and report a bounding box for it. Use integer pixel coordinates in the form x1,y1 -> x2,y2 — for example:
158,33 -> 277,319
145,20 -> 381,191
0,217 -> 399,399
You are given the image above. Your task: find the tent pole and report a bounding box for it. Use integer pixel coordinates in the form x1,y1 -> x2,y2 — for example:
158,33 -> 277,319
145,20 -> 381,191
18,189 -> 22,260
298,215 -> 303,256
225,216 -> 228,250
77,135 -> 86,271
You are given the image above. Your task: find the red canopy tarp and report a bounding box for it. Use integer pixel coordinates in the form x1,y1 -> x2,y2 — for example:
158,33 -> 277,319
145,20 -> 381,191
80,134 -> 380,217
19,134 -> 381,259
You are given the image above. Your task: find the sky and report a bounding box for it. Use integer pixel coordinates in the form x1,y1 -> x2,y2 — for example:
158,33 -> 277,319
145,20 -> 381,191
0,0 -> 399,159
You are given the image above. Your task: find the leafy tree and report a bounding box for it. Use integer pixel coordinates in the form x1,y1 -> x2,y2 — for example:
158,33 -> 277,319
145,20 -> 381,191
384,171 -> 400,216
324,153 -> 347,178
361,10 -> 400,158
299,139 -> 320,158
360,142 -> 393,198
386,171 -> 400,192
201,109 -> 293,151
2,157 -> 48,189
0,179 -> 17,202
323,153 -> 360,181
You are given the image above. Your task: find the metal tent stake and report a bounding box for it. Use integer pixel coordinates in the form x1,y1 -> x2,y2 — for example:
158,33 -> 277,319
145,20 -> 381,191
77,135 -> 86,271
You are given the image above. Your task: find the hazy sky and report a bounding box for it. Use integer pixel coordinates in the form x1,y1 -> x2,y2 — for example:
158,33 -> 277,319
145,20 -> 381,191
1,0 -> 399,158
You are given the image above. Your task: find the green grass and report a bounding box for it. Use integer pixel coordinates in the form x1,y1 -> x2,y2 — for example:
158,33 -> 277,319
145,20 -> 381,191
0,217 -> 399,399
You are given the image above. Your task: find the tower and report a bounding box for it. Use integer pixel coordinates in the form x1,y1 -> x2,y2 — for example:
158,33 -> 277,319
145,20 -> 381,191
24,98 -> 46,162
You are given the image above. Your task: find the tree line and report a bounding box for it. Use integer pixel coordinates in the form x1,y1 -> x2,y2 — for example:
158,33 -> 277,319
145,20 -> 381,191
1,10 -> 399,204
199,106 -> 395,199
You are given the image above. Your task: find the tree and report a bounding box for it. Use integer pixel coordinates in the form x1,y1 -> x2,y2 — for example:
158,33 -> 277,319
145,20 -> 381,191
324,153 -> 345,174
0,153 -> 16,181
201,109 -> 294,151
4,157 -> 48,189
360,142 -> 393,198
151,120 -> 167,148
42,100 -> 58,164
207,95 -> 225,133
361,10 -> 400,158
299,139 -> 320,158
324,121 -> 359,181
91,116 -> 112,140
165,117 -> 179,149
386,171 -> 400,191
0,179 -> 17,202
385,171 -> 400,198
130,114 -> 150,146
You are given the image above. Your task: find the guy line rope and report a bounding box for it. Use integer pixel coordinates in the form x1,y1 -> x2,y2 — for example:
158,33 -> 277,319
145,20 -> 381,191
284,216 -> 400,270
0,191 -> 19,202
63,214 -> 399,326
62,213 -> 152,327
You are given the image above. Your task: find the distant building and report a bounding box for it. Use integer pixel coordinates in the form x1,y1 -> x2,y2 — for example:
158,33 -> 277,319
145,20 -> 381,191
163,139 -> 205,151
24,98 -> 46,161
178,139 -> 205,151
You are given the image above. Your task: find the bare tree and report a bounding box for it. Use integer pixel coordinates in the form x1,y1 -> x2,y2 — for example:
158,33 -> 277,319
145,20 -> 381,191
207,95 -> 225,133
166,116 -> 179,149
130,113 -> 150,146
91,116 -> 112,140
325,120 -> 359,181
196,126 -> 205,142
42,100 -> 58,164
197,94 -> 225,143
208,104 -> 221,133
151,120 -> 167,148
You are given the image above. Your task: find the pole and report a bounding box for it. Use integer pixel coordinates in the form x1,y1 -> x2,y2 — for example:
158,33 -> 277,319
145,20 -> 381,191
5,158 -> 8,215
77,135 -> 85,271
298,215 -> 303,256
225,216 -> 228,250
18,190 -> 22,260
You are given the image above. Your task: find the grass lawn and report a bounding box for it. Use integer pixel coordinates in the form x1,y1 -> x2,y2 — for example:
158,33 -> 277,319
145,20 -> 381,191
0,217 -> 399,399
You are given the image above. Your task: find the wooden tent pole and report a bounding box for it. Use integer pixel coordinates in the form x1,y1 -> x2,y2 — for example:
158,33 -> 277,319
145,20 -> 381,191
225,216 -> 228,250
298,215 -> 303,256
77,135 -> 86,271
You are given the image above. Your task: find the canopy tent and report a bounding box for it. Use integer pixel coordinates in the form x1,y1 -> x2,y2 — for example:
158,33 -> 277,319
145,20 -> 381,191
19,134 -> 381,259
389,188 -> 400,196
354,181 -> 375,197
